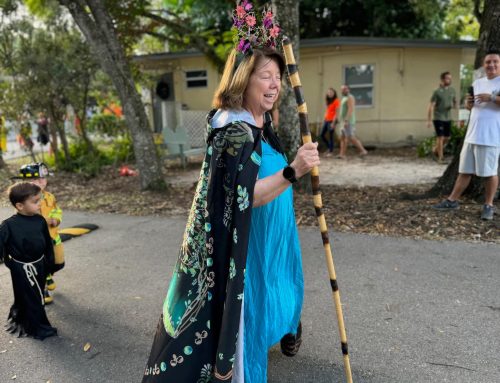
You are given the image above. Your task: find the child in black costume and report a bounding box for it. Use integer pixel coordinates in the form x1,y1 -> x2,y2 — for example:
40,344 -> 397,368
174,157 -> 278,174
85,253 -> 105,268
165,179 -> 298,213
0,182 -> 57,340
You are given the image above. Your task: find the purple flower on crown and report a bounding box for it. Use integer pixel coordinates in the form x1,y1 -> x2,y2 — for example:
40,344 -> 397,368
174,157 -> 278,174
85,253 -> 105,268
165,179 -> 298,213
237,39 -> 251,53
232,1 -> 281,54
263,10 -> 273,28
233,16 -> 244,28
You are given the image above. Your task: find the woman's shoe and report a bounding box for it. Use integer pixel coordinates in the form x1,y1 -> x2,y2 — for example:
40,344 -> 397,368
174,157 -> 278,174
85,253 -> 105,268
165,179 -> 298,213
280,321 -> 302,357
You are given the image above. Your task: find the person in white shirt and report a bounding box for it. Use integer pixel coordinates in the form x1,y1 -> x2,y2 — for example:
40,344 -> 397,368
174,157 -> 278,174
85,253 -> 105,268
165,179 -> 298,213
433,51 -> 500,220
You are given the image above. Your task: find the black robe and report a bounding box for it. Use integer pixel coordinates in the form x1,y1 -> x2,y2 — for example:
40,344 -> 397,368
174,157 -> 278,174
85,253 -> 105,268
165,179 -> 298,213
0,213 -> 57,340
142,112 -> 266,382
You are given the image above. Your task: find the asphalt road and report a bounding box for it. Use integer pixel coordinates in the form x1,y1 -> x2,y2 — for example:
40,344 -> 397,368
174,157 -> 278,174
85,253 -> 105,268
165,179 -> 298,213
0,208 -> 499,383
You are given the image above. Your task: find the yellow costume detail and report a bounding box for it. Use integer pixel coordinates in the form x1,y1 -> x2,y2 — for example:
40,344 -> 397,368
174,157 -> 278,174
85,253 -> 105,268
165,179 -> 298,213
0,115 -> 6,153
40,190 -> 64,265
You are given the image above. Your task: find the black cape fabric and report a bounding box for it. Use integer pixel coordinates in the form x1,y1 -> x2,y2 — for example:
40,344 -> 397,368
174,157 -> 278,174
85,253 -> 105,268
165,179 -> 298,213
142,111 -> 264,382
0,214 -> 57,340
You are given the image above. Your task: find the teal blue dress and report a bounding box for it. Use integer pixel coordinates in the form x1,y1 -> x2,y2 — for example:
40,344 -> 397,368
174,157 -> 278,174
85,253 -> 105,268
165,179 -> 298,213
243,141 -> 304,382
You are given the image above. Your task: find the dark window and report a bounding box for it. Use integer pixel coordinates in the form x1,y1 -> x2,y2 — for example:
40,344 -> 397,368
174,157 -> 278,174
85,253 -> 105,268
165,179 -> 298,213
343,65 -> 374,107
186,70 -> 207,88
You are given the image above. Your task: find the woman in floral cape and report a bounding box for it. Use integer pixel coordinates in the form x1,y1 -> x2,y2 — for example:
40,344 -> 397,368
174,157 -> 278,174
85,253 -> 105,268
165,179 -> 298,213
142,4 -> 320,383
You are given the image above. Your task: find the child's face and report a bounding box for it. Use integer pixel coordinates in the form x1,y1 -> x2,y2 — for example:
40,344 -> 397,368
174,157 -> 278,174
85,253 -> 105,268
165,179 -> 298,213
30,177 -> 47,190
16,193 -> 41,216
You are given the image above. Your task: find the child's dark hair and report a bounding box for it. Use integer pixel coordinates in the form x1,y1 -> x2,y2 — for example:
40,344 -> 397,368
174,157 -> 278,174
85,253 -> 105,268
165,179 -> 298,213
8,182 -> 41,206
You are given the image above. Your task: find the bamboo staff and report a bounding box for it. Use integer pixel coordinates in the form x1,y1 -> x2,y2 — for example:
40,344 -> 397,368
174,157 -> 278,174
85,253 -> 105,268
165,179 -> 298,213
282,37 -> 353,383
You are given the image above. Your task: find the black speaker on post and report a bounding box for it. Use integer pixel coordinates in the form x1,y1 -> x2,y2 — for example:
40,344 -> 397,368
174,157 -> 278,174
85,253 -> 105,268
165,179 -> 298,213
155,73 -> 174,101
156,80 -> 170,100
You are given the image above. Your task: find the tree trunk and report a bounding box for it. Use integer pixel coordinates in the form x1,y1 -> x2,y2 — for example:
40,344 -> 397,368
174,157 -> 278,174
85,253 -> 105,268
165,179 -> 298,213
48,116 -> 60,162
430,0 -> 500,200
56,121 -> 71,162
78,80 -> 96,153
474,0 -> 500,68
60,0 -> 165,190
272,0 -> 310,191
272,0 -> 301,161
48,103 -> 70,162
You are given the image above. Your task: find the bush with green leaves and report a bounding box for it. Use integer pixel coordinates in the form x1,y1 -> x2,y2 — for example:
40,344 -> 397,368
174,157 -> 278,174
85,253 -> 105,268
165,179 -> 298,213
45,140 -> 113,178
105,135 -> 135,163
417,122 -> 466,158
86,113 -> 127,136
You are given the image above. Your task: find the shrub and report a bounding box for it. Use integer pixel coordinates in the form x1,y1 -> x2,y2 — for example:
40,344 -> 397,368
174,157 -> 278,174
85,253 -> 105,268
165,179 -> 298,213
105,135 -> 135,163
46,140 -> 113,177
417,122 -> 465,158
87,114 -> 127,136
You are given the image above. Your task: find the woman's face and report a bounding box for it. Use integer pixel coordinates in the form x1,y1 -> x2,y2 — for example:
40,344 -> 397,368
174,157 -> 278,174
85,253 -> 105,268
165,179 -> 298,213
327,88 -> 334,98
243,58 -> 281,118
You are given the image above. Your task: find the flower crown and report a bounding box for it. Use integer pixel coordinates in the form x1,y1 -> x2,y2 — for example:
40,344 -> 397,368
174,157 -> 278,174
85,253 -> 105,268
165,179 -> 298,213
232,0 -> 281,55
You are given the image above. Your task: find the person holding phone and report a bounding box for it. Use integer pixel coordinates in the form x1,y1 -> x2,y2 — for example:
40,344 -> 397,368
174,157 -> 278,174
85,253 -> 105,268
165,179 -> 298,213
432,51 -> 500,220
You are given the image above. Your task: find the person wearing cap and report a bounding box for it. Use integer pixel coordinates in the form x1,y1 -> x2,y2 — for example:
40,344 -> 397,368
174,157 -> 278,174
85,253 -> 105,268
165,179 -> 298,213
17,163 -> 65,304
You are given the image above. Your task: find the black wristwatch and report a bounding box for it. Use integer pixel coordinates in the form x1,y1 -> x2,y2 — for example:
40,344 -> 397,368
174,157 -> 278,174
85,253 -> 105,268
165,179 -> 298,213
282,165 -> 298,183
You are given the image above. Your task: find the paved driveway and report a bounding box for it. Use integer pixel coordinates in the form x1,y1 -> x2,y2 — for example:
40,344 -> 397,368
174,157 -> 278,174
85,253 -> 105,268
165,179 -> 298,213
0,209 -> 499,382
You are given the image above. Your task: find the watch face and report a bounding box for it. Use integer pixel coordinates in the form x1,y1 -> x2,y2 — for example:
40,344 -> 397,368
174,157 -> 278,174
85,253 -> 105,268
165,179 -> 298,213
283,166 -> 296,181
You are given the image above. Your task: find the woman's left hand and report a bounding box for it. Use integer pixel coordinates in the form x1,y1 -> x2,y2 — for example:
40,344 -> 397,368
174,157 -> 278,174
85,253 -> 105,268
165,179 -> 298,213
290,142 -> 320,179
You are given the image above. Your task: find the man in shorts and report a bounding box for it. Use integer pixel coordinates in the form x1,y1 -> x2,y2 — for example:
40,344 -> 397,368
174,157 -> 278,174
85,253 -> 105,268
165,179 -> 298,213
427,71 -> 457,163
337,85 -> 368,159
433,51 -> 500,220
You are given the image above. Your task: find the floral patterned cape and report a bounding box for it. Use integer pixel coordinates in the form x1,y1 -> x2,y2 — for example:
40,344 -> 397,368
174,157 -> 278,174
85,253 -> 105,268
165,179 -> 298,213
143,111 -> 263,382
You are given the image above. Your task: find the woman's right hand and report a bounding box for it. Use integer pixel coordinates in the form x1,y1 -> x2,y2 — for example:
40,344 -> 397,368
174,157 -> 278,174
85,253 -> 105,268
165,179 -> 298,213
290,142 -> 320,179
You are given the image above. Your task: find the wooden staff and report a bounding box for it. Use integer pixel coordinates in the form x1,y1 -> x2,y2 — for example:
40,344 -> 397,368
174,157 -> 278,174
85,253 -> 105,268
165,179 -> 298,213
282,37 -> 353,383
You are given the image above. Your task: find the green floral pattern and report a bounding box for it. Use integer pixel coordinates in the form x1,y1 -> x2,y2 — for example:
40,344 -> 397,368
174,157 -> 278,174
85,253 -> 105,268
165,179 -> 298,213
143,112 -> 264,383
237,185 -> 249,211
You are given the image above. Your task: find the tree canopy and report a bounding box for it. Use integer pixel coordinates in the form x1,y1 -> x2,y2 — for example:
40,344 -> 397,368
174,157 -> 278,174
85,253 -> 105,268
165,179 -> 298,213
299,0 -> 447,40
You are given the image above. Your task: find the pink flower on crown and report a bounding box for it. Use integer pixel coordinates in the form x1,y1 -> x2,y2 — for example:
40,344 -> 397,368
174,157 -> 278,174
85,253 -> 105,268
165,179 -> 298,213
269,25 -> 280,38
242,0 -> 252,11
245,15 -> 256,27
236,6 -> 246,19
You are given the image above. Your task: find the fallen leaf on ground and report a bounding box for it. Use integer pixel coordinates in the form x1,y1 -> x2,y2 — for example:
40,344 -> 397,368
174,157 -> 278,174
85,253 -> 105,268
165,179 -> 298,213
83,343 -> 91,352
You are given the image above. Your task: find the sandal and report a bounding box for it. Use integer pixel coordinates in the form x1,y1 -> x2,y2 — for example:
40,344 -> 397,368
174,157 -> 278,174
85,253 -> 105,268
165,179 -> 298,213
280,321 -> 302,357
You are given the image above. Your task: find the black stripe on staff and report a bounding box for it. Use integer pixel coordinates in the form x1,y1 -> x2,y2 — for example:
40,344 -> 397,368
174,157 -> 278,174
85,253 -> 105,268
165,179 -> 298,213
282,37 -> 353,383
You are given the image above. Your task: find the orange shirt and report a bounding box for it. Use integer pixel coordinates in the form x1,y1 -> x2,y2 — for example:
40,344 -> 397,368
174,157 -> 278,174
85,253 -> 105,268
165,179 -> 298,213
324,99 -> 340,121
